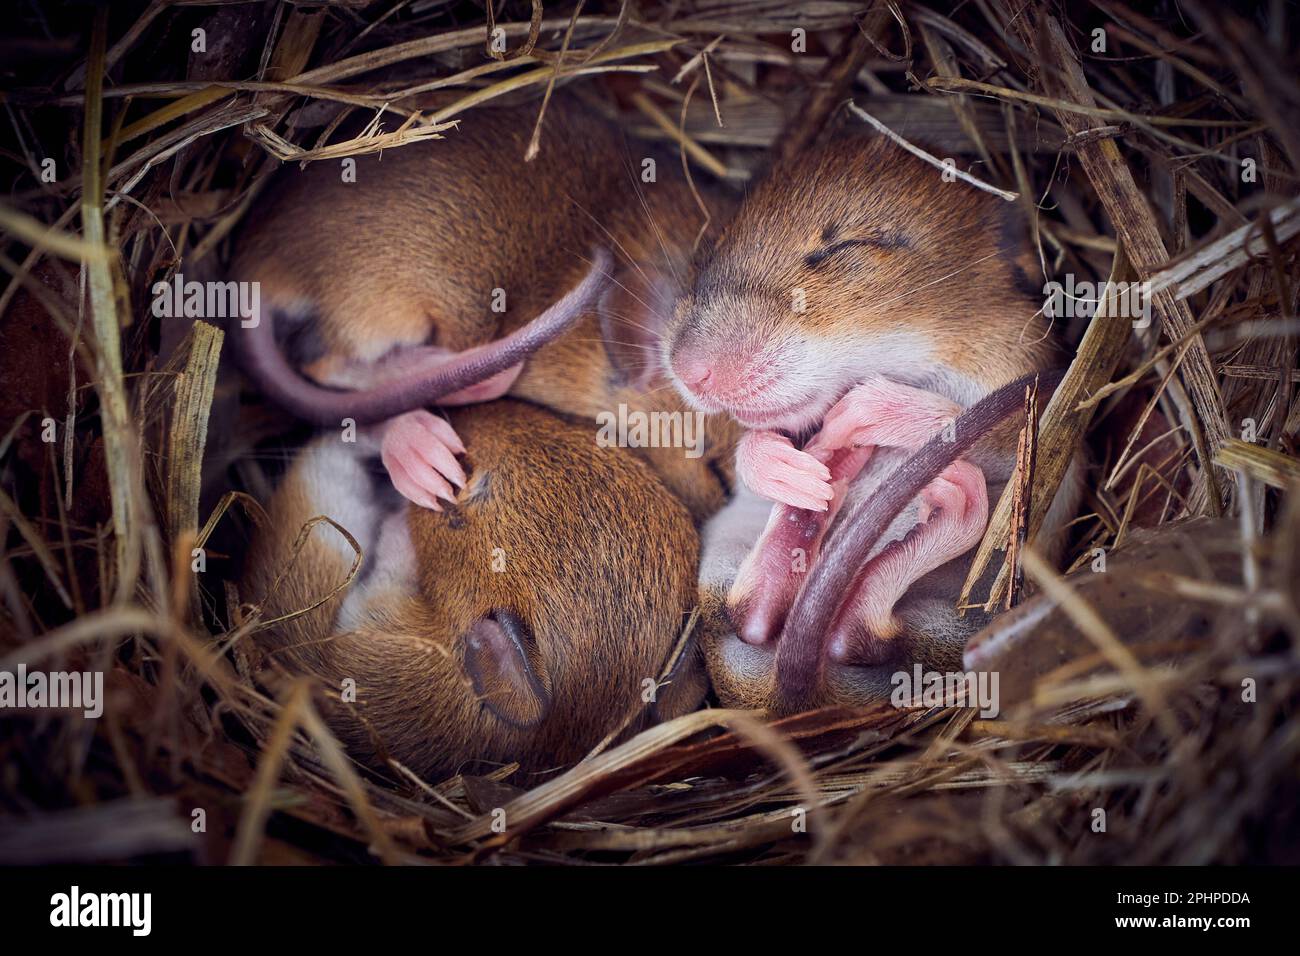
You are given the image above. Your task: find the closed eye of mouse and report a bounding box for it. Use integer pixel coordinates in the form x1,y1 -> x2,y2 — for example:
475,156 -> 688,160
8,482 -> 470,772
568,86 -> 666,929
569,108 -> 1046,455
803,224 -> 910,269
664,136 -> 1052,434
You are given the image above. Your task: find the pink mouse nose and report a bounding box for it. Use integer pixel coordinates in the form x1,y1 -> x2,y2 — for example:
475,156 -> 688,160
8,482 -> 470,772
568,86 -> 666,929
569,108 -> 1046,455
674,355 -> 715,393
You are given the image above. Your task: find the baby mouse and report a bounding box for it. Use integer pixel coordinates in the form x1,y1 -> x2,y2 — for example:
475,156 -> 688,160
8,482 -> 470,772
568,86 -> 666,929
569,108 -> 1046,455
241,399 -> 705,779
229,97 -> 622,511
231,93 -> 740,521
663,132 -> 1080,683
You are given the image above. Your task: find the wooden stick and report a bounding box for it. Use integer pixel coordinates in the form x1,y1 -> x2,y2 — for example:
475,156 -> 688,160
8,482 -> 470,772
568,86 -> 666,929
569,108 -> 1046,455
959,245 -> 1137,613
847,102 -> 1019,201
1031,13 -> 1230,501
1006,379 -> 1040,610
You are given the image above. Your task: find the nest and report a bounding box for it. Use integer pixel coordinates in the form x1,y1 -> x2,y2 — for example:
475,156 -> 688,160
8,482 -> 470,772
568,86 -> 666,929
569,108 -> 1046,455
1,0 -> 1298,865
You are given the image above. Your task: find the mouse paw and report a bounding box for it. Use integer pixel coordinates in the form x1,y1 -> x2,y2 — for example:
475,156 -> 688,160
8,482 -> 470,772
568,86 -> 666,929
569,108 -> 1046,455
736,430 -> 834,511
826,459 -> 988,664
808,376 -> 962,456
379,410 -> 468,511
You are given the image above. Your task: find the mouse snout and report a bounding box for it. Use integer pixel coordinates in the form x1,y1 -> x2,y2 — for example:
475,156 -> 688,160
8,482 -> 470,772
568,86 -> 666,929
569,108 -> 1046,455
666,297 -> 793,413
670,345 -> 755,406
673,353 -> 714,390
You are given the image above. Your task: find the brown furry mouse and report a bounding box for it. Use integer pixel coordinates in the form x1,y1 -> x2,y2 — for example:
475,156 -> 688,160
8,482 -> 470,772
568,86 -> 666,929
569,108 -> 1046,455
659,133 -> 1081,710
230,94 -> 741,523
241,399 -> 705,779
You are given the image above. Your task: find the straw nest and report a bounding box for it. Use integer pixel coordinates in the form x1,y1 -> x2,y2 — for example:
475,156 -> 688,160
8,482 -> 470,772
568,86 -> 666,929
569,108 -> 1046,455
1,0 -> 1298,865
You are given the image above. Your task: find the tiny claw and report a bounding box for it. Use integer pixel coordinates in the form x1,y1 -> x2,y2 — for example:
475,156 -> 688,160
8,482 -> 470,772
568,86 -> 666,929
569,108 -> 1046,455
739,430 -> 835,510
384,454 -> 443,512
380,409 -> 469,510
776,487 -> 831,512
777,447 -> 832,482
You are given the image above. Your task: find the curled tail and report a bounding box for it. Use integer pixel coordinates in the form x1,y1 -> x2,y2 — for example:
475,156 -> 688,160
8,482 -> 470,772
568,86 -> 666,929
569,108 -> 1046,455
231,250 -> 612,426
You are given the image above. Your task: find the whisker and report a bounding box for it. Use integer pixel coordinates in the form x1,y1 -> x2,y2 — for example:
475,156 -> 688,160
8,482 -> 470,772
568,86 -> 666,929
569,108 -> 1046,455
569,336 -> 659,351
571,246 -> 656,317
619,146 -> 685,291
565,190 -> 652,289
871,251 -> 1002,310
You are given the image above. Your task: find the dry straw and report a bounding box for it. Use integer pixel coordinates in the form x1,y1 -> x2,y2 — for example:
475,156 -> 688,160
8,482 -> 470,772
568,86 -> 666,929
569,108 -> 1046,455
0,0 -> 1297,865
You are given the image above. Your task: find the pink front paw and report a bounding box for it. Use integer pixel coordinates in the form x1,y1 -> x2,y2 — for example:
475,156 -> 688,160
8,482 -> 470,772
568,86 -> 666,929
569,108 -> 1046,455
736,430 -> 834,511
826,458 -> 989,664
380,410 -> 468,511
808,376 -> 962,456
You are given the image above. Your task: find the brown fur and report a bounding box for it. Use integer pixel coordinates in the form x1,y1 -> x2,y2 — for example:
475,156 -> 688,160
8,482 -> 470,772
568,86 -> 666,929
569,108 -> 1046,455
668,132 -> 1054,392
233,99 -> 622,361
231,94 -> 742,522
242,400 -> 704,779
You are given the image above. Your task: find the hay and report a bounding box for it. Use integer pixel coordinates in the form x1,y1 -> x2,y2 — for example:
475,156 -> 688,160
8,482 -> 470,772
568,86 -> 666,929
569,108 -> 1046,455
1,0 -> 1298,865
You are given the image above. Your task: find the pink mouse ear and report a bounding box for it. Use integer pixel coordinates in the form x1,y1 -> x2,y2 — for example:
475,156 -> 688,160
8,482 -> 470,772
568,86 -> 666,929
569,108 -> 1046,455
462,610 -> 552,729
597,260 -> 680,391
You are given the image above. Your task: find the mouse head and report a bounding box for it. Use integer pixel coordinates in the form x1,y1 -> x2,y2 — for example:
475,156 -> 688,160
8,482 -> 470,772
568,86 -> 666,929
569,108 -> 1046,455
663,135 -> 1042,435
588,166 -> 734,396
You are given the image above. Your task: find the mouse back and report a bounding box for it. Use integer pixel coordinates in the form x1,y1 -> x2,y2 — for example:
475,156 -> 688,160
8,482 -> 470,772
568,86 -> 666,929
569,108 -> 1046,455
243,399 -> 705,779
231,96 -> 630,372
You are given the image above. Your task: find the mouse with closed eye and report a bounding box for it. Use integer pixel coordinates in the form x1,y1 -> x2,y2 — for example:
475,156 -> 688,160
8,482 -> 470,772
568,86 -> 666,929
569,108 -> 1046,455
661,133 -> 1081,703
230,93 -> 740,523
